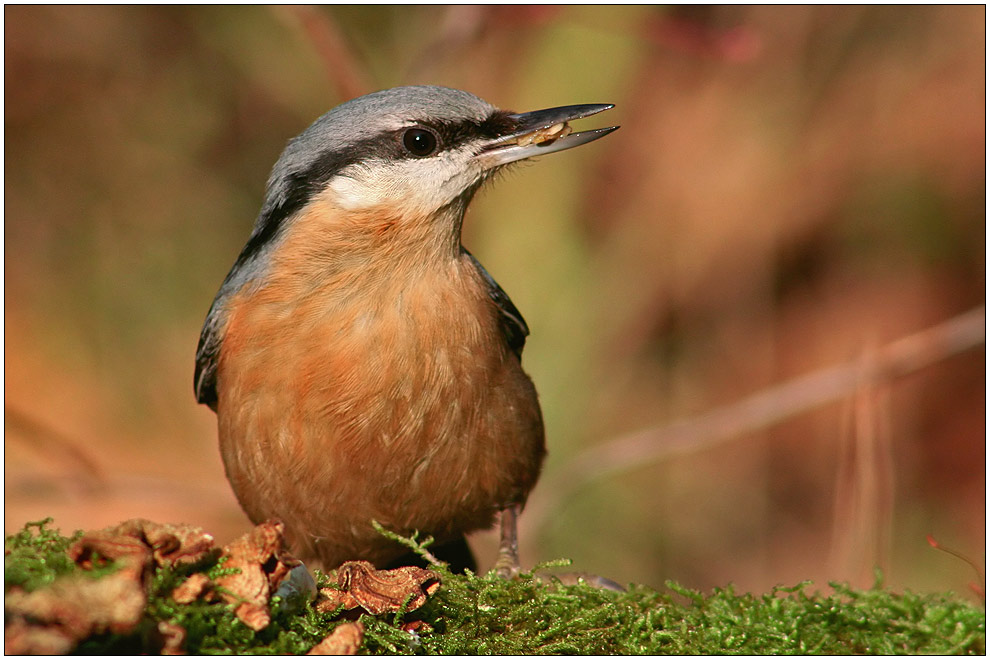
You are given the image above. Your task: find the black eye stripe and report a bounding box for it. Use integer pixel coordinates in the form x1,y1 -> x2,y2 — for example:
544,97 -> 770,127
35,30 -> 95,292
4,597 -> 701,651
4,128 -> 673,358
413,110 -> 516,153
236,109 -> 519,271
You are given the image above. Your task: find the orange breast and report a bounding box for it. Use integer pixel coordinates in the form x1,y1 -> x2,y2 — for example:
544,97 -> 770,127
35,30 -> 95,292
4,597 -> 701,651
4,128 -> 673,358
214,206 -> 544,568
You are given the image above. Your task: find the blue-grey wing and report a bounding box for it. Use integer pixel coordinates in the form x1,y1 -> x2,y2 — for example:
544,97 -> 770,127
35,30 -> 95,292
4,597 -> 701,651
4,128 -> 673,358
195,207 -> 288,410
194,296 -> 223,410
463,249 -> 530,358
194,241 -> 269,410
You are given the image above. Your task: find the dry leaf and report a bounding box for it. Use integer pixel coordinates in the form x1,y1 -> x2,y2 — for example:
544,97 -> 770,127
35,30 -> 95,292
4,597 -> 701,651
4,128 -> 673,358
307,621 -> 364,655
233,602 -> 271,632
68,530 -> 148,569
4,567 -> 146,654
157,620 -> 187,655
136,520 -> 215,566
6,518 -> 305,651
4,618 -> 75,655
317,561 -> 440,616
68,519 -> 215,572
401,619 -> 433,634
214,519 -> 304,631
171,573 -> 213,604
4,519 -> 208,653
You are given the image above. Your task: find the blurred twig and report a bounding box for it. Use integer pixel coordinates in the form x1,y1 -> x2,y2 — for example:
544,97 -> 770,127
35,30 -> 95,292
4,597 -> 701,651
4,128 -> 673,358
926,533 -> 986,601
527,307 -> 985,532
828,350 -> 895,587
4,406 -> 106,494
274,6 -> 372,101
407,6 -> 488,80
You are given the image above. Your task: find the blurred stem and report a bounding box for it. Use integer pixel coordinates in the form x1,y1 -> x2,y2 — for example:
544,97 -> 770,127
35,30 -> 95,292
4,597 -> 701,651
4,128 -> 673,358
526,306 -> 985,534
828,353 -> 895,588
5,406 -> 106,494
274,6 -> 372,100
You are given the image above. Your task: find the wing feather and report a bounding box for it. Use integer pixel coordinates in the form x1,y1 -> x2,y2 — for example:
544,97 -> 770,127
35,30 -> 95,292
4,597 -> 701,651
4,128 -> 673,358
463,249 -> 530,358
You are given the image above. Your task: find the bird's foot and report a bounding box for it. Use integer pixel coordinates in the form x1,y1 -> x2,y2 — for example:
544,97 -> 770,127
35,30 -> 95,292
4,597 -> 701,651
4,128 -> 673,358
493,504 -> 521,579
493,555 -> 520,580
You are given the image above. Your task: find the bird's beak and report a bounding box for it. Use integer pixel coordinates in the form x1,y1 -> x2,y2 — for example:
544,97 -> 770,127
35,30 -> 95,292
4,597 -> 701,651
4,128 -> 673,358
477,103 -> 618,169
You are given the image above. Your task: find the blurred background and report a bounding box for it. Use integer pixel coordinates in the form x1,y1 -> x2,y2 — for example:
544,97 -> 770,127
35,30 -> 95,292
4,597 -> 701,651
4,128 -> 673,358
5,6 -> 985,598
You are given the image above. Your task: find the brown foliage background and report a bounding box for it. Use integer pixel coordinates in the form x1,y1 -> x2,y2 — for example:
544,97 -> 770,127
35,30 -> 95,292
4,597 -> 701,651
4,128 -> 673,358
5,6 -> 984,596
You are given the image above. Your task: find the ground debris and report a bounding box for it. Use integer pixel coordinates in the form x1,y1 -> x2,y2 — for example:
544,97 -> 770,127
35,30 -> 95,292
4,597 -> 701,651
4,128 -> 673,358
4,518 -> 310,653
213,519 -> 307,631
171,572 -> 214,604
5,518 -> 213,654
316,561 -> 441,616
306,621 -> 364,655
156,620 -> 188,655
4,565 -> 146,654
68,518 -> 215,571
4,617 -> 75,655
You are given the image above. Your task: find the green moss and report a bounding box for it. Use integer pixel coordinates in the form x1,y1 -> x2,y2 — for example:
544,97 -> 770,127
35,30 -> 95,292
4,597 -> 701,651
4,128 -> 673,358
5,520 -> 985,654
4,518 -> 84,592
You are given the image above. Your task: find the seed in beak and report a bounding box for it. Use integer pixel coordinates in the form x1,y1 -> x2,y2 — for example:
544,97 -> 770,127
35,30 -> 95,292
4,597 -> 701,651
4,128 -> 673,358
516,121 -> 572,147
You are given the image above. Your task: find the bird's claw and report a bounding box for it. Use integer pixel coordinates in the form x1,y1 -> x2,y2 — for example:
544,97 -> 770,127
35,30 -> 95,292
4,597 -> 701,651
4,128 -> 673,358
493,557 -> 521,580
494,504 -> 522,580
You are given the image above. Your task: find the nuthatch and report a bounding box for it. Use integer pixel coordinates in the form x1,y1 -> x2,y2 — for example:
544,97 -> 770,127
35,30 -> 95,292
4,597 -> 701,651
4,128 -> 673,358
195,85 -> 617,575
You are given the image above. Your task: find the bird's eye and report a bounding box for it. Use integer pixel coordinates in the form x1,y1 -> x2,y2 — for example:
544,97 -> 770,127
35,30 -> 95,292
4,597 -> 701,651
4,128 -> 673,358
402,127 -> 439,157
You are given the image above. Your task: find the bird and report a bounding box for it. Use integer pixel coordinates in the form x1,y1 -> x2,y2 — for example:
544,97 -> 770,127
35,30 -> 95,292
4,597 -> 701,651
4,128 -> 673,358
194,85 -> 617,576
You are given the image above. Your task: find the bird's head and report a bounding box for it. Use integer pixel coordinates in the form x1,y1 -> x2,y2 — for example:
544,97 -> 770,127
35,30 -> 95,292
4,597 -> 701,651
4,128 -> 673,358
248,85 -> 617,261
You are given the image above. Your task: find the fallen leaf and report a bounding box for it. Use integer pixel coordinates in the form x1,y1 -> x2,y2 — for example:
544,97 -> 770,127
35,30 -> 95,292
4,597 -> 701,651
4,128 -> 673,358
157,620 -> 187,655
4,567 -> 146,654
214,519 -> 304,631
68,519 -> 215,572
314,590 -> 359,613
138,520 -> 215,566
68,529 -> 149,572
233,602 -> 271,632
4,519 -> 205,653
317,561 -> 440,616
401,619 -> 433,634
171,573 -> 213,604
4,618 -> 75,655
307,621 -> 364,655
5,518 -> 304,651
